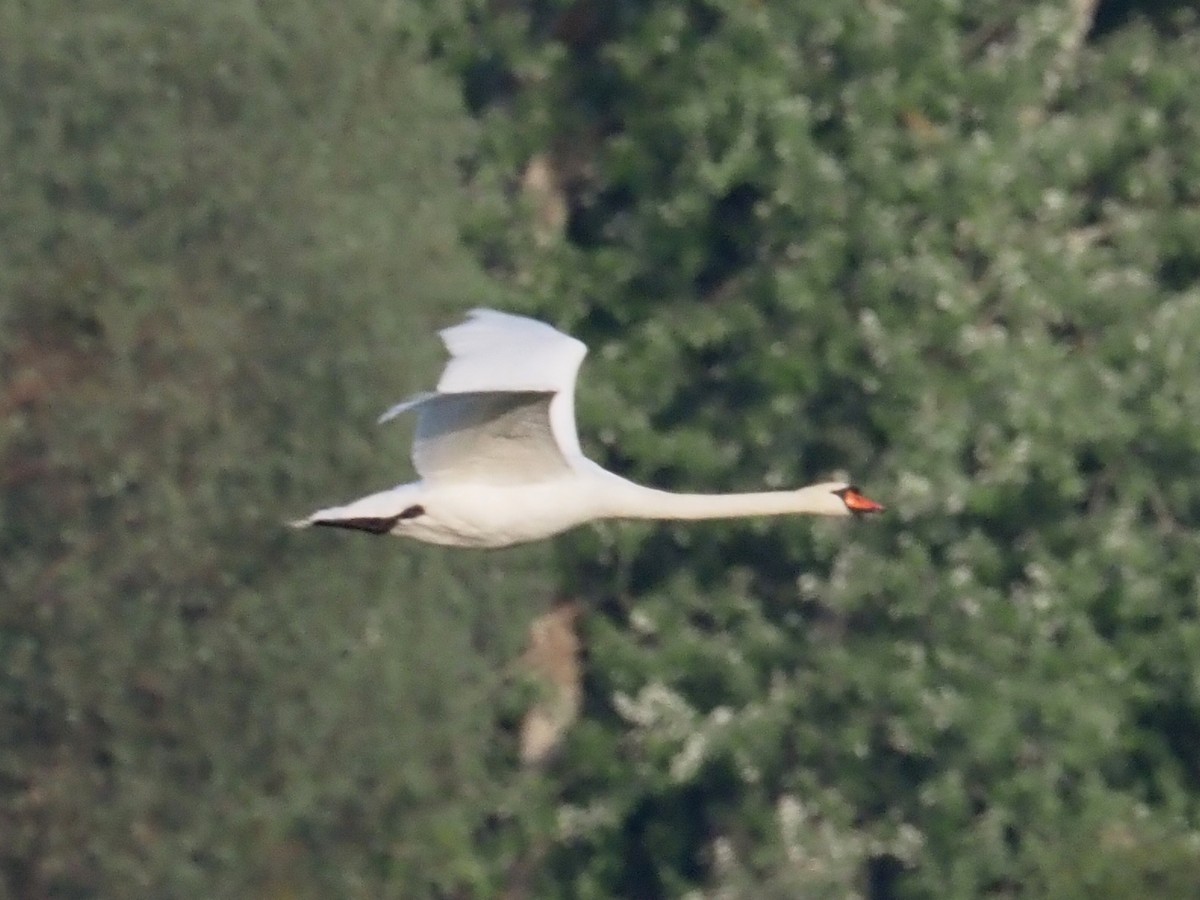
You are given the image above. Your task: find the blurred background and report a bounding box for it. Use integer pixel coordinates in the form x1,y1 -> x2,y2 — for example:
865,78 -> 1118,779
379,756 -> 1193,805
4,0 -> 1200,897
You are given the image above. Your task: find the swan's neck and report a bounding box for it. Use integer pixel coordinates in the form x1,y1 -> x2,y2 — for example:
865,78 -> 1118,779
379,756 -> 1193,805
602,480 -> 844,521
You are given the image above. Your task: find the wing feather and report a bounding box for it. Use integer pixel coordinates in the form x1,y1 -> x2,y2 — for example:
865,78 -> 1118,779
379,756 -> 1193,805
412,391 -> 574,484
378,310 -> 590,481
436,309 -> 586,396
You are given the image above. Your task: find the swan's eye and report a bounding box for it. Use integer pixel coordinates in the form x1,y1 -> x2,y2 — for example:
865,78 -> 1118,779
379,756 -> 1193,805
836,486 -> 885,514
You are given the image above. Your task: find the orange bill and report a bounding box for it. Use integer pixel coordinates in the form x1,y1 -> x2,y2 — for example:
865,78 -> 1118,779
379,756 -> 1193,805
840,486 -> 885,514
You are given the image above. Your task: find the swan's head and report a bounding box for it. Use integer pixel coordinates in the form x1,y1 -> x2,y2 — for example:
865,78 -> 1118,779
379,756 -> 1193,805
800,482 -> 886,517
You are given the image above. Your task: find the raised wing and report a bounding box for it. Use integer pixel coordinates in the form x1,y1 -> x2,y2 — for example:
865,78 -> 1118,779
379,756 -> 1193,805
437,309 -> 586,395
378,310 -> 590,482
410,391 -> 575,484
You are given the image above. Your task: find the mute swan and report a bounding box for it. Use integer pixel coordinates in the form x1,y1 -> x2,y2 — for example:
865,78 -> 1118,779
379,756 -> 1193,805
291,310 -> 883,548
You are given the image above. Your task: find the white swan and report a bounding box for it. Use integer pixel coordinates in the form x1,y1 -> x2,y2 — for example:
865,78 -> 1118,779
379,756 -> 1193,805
291,309 -> 883,548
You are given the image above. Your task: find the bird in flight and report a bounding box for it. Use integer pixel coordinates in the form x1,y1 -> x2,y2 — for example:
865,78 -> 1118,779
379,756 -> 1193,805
292,309 -> 883,547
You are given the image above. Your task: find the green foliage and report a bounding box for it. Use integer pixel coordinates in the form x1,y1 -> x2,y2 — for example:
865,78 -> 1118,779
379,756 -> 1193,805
0,2 -> 550,897
437,0 -> 1200,895
8,0 -> 1200,897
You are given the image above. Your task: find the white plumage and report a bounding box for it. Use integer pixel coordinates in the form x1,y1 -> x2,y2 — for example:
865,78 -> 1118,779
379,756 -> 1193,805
292,309 -> 882,548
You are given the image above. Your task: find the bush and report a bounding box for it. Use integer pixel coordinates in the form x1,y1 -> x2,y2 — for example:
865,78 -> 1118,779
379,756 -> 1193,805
0,2 -> 550,896
437,1 -> 1200,895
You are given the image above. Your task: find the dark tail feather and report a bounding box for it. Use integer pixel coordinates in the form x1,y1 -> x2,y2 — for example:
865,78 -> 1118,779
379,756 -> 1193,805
305,504 -> 424,536
310,516 -> 400,536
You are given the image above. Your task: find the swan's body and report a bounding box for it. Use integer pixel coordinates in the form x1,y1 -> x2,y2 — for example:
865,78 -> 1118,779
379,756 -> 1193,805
292,310 -> 882,548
